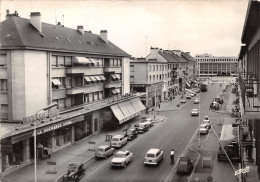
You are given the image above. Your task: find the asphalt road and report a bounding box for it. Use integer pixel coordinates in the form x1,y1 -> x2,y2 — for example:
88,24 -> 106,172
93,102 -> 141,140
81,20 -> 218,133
82,83 -> 228,182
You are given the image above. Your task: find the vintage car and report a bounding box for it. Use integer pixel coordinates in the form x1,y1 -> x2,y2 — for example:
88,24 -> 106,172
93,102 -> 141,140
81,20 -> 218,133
198,124 -> 210,135
138,123 -> 149,133
202,119 -> 211,129
214,97 -> 224,104
125,128 -> 138,140
111,150 -> 133,168
95,145 -> 115,159
144,148 -> 164,166
210,101 -> 220,110
186,95 -> 191,99
191,109 -> 199,116
177,157 -> 194,175
142,118 -> 154,127
62,161 -> 85,181
181,99 -> 187,103
110,135 -> 128,148
194,98 -> 200,104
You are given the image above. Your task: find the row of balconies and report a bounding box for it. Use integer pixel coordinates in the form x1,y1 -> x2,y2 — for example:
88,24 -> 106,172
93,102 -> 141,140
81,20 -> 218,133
62,66 -> 122,75
52,81 -> 122,99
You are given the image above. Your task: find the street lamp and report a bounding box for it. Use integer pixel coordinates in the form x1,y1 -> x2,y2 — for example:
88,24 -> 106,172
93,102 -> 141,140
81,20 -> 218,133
34,103 -> 58,182
198,93 -> 201,147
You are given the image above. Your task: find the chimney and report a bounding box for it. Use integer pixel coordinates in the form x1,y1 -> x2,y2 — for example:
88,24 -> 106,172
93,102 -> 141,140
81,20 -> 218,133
77,25 -> 84,35
100,30 -> 108,44
30,12 -> 42,33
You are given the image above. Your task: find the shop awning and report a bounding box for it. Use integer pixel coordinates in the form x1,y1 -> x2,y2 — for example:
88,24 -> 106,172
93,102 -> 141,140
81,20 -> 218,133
118,101 -> 132,118
112,89 -> 117,94
115,74 -> 121,79
110,104 -> 125,124
89,58 -> 97,64
125,101 -> 137,117
130,97 -> 146,112
89,76 -> 97,82
111,74 -> 118,80
84,76 -> 92,82
100,75 -> 106,81
52,79 -> 61,86
74,57 -> 91,64
95,75 -> 102,81
115,88 -> 121,93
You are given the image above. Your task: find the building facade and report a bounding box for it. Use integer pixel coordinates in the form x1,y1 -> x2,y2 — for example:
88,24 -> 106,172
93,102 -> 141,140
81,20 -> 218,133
238,0 -> 260,181
0,12 -> 145,174
195,53 -> 238,77
130,57 -> 167,108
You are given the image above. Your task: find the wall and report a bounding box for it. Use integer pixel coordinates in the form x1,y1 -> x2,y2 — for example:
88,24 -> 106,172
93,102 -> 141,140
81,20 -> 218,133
122,57 -> 130,94
24,50 -> 48,117
131,63 -> 147,83
10,50 -> 26,122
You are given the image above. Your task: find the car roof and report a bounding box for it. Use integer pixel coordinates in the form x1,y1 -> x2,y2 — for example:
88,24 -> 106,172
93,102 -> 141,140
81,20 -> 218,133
69,161 -> 83,166
97,145 -> 110,149
113,135 -> 123,138
200,124 -> 208,127
147,148 -> 160,154
116,150 -> 129,154
128,128 -> 135,131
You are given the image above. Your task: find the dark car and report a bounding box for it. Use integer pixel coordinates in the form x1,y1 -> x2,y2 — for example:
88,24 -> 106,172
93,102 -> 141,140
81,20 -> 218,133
177,157 -> 194,175
215,97 -> 224,104
125,128 -> 138,140
62,161 -> 85,181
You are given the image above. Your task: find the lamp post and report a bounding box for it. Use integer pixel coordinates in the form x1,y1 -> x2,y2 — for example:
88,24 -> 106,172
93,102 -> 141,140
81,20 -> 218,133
198,92 -> 201,147
34,103 -> 58,182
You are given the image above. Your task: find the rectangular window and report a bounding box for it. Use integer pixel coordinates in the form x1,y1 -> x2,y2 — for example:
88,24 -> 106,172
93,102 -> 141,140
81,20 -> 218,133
65,57 -> 72,66
157,65 -> 158,71
149,76 -> 151,82
0,79 -> 7,91
153,65 -> 155,71
58,56 -> 65,67
52,56 -> 57,67
0,54 -> 7,67
99,91 -> 103,100
130,65 -> 134,72
66,77 -> 72,88
130,76 -> 134,83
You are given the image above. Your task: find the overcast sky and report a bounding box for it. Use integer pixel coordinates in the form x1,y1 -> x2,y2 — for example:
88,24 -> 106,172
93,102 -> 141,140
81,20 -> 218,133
1,0 -> 248,57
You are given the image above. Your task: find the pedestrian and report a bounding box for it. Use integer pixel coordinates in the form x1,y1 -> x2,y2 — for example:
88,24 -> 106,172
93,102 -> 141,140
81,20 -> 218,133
158,103 -> 160,109
170,149 -> 175,164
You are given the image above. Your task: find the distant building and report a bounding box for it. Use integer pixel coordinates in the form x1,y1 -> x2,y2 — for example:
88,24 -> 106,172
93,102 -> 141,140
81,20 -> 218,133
130,57 -> 167,108
0,11 -> 146,173
195,53 -> 238,77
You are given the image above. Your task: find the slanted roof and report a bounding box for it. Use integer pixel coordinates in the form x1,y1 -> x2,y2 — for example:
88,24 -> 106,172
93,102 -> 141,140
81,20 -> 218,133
159,50 -> 179,63
0,16 -> 130,57
181,52 -> 196,62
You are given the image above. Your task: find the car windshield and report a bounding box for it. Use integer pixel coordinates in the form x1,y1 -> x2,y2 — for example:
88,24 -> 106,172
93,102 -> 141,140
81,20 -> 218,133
179,161 -> 187,165
111,138 -> 119,141
68,165 -> 78,172
97,148 -> 104,151
146,154 -> 155,158
115,154 -> 125,158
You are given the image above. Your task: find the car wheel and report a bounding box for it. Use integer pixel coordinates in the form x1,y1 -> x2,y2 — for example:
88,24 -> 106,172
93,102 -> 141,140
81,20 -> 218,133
123,162 -> 126,168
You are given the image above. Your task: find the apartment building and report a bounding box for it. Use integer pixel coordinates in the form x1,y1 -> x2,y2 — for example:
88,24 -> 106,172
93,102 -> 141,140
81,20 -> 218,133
195,53 -> 238,77
130,57 -> 167,108
238,0 -> 260,180
0,12 -> 145,173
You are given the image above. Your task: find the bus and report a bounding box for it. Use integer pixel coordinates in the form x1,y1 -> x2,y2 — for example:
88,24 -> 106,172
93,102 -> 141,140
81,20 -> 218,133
200,83 -> 208,92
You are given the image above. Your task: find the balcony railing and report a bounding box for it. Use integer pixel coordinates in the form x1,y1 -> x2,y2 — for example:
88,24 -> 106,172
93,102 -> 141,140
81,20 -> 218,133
239,72 -> 260,112
66,83 -> 104,95
52,88 -> 66,99
104,80 -> 122,88
104,66 -> 122,73
66,66 -> 104,75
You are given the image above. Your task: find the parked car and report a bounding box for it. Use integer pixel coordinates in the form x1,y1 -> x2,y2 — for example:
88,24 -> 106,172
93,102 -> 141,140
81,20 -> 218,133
177,157 -> 194,175
138,123 -> 149,133
144,148 -> 164,166
215,97 -> 224,104
194,98 -> 200,104
142,118 -> 154,127
210,101 -> 220,110
62,161 -> 85,181
110,135 -> 128,148
202,119 -> 211,129
125,128 -> 138,140
191,109 -> 199,116
95,145 -> 115,159
181,99 -> 187,103
198,124 -> 210,135
111,150 -> 133,168
186,95 -> 191,99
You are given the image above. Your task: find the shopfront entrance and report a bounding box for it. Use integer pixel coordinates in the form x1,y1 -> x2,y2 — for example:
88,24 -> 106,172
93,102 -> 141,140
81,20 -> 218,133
75,114 -> 92,141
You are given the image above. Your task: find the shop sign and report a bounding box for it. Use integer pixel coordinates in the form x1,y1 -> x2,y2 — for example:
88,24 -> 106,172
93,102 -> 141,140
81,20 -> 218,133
37,120 -> 72,135
22,109 -> 60,125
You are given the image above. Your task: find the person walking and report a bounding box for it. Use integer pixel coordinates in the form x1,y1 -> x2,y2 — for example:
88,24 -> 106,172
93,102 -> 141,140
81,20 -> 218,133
170,149 -> 175,164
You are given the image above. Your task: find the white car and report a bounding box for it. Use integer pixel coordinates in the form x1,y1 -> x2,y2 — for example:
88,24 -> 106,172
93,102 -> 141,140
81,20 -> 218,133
110,135 -> 128,148
191,93 -> 195,97
95,145 -> 115,159
144,148 -> 164,166
191,109 -> 199,116
194,98 -> 200,104
142,118 -> 154,127
181,99 -> 187,103
202,119 -> 211,129
111,150 -> 133,168
198,124 -> 210,135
